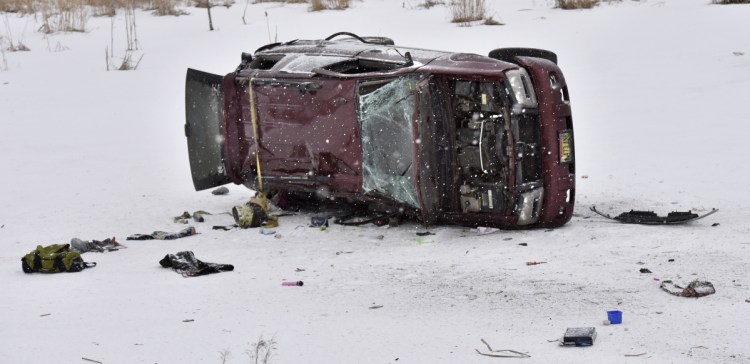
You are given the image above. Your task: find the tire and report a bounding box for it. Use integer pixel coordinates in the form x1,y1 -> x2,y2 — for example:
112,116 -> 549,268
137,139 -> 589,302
488,48 -> 557,65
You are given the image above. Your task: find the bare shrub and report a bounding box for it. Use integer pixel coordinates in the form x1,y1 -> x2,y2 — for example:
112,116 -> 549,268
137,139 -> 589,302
556,0 -> 599,9
419,0 -> 444,9
117,49 -> 142,69
450,0 -> 486,23
483,16 -> 503,26
2,13 -> 31,50
245,336 -> 276,364
218,349 -> 231,364
712,0 -> 750,3
1,48 -> 7,71
106,4 -> 143,70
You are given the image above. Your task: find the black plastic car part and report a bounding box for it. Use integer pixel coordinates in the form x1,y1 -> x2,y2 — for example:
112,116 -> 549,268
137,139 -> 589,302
489,47 -> 558,65
590,206 -> 718,225
325,32 -> 395,45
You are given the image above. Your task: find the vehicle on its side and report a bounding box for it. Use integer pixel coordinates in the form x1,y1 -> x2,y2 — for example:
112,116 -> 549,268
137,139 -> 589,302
185,32 -> 575,228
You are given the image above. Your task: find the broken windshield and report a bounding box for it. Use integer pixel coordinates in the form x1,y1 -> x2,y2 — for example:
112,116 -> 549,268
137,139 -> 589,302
358,76 -> 420,208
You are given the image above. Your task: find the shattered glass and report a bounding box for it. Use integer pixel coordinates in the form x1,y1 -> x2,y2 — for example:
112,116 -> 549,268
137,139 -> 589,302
358,76 -> 419,208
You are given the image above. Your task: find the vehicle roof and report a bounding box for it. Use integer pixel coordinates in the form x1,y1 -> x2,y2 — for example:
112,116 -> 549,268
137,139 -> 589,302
251,38 -> 517,77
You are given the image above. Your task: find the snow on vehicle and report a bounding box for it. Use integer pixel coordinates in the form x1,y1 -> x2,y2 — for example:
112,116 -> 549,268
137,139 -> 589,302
185,32 -> 575,228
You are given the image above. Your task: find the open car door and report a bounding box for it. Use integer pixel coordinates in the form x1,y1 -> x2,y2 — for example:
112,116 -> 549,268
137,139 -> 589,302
185,68 -> 231,191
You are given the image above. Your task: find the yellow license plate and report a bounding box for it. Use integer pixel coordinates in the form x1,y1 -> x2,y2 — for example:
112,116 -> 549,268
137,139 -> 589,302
559,130 -> 573,163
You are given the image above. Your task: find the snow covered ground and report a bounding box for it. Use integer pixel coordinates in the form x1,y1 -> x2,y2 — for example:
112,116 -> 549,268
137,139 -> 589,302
1,0 -> 749,362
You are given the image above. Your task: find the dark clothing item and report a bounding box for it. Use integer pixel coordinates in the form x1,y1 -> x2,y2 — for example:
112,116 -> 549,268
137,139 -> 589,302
127,227 -> 197,241
70,237 -> 125,253
159,251 -> 234,277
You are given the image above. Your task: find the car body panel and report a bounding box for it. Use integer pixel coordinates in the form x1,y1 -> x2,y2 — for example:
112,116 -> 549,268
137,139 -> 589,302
184,68 -> 231,191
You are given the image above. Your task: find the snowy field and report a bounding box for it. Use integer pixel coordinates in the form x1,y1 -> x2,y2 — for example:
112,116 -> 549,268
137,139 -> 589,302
1,0 -> 749,362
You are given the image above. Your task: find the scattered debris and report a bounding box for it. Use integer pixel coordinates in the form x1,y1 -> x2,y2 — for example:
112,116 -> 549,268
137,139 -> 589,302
295,268 -> 305,272
475,339 -> 530,358
477,227 -> 499,235
127,227 -> 197,240
417,238 -> 435,245
416,231 -> 434,236
733,51 -> 745,56
526,261 -> 547,266
310,216 -> 329,228
503,237 -> 513,241
660,280 -> 715,297
232,202 -> 269,228
182,319 -> 194,322
211,186 -> 229,195
212,224 -> 237,231
668,259 -> 675,262
159,251 -> 234,277
282,281 -> 303,286
712,223 -> 720,227
624,353 -> 647,357
606,310 -> 622,324
40,313 -> 51,317
70,237 -> 125,253
335,251 -> 353,255
369,305 -> 384,309
745,299 -> 749,303
687,345 -> 708,357
640,268 -> 652,274
82,358 -> 103,364
192,210 -> 210,223
334,212 -> 400,227
259,228 -> 276,235
518,242 -> 527,246
173,211 -> 191,224
590,206 -> 718,225
602,320 -> 610,325
561,327 -> 596,347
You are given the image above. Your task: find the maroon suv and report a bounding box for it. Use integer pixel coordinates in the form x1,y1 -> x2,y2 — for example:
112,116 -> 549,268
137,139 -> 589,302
185,32 -> 575,228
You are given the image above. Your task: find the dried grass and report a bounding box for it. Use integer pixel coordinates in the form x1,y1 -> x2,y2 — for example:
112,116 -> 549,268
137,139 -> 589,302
450,0 -> 486,23
245,336 -> 276,364
556,0 -> 599,9
0,0 -> 37,13
38,0 -> 90,33
310,0 -> 349,12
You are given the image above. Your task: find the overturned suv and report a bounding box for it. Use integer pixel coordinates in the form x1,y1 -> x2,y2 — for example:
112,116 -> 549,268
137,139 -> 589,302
185,32 -> 575,229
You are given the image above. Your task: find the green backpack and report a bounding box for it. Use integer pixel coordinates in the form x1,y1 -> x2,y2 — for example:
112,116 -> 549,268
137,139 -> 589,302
21,244 -> 96,273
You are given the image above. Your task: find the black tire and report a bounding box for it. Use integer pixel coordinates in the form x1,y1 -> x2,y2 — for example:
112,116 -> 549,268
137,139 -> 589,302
488,48 -> 557,65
